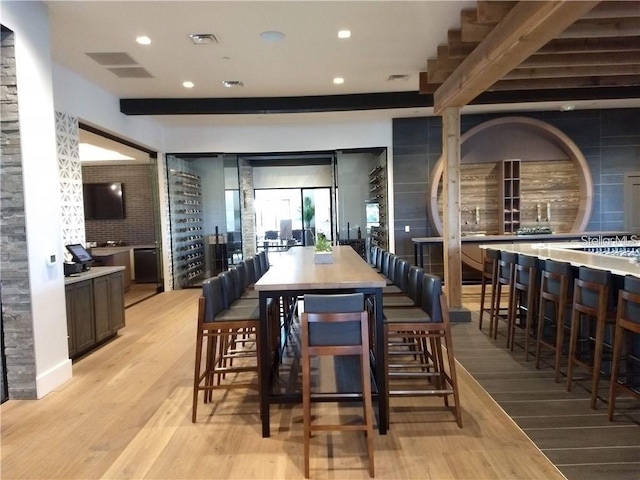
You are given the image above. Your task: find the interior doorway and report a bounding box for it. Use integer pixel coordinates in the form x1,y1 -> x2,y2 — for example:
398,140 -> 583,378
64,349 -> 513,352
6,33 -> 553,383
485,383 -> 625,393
254,187 -> 332,255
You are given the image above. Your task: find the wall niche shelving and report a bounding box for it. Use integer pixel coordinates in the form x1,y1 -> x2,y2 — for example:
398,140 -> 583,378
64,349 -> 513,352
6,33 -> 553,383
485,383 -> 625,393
428,117 -> 593,237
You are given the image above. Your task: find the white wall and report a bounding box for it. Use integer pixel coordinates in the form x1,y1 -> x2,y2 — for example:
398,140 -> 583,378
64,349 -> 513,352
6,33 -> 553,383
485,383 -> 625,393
2,0 -> 71,397
164,120 -> 392,154
52,64 -> 164,153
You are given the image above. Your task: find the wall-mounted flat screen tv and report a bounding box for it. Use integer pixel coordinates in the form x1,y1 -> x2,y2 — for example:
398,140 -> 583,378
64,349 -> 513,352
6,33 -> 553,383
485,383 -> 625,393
83,182 -> 125,220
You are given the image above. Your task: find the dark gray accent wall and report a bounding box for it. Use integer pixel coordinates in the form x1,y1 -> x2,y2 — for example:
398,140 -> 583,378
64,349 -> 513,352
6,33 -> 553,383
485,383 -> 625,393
0,28 -> 37,399
392,108 -> 640,274
82,164 -> 156,246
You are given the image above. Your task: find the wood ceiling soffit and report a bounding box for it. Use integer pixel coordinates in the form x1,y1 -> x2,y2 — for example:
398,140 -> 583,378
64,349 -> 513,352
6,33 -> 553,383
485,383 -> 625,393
422,1 -> 640,112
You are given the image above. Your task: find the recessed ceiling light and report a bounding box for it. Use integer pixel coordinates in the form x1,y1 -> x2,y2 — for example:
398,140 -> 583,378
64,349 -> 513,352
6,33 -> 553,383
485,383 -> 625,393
333,77 -> 344,85
183,81 -> 194,89
222,80 -> 244,88
136,36 -> 151,45
560,104 -> 575,112
189,33 -> 220,45
338,30 -> 351,39
260,31 -> 285,42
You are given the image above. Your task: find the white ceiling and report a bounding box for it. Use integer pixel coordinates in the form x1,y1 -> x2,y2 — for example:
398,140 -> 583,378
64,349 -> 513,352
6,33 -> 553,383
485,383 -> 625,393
46,0 -> 637,135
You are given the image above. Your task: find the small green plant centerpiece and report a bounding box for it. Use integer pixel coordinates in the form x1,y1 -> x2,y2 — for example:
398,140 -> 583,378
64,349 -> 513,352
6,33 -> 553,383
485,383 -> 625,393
314,233 -> 333,264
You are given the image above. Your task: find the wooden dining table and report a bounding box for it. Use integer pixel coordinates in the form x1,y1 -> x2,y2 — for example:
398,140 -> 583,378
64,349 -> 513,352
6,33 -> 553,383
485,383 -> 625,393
254,245 -> 387,438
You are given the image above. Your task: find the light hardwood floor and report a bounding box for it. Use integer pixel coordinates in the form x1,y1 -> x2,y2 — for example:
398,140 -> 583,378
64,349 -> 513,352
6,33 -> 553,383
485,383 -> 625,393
1,288 -> 565,479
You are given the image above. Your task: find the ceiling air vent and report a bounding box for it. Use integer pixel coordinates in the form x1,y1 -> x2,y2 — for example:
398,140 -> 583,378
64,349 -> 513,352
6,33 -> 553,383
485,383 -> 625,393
222,80 -> 244,88
387,74 -> 410,82
189,33 -> 220,45
86,52 -> 138,66
107,67 -> 153,79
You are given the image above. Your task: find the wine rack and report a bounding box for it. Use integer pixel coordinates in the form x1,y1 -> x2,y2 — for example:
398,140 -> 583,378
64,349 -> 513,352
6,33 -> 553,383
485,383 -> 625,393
170,170 -> 205,288
368,163 -> 388,250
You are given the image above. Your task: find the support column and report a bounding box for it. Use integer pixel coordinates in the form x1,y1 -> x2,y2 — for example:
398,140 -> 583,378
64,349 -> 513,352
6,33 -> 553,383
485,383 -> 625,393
441,107 -> 471,321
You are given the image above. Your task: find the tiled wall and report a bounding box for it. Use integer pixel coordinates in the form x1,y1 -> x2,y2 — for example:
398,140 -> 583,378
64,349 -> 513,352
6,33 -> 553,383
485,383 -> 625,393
392,108 -> 640,274
0,28 -> 37,399
82,164 -> 156,246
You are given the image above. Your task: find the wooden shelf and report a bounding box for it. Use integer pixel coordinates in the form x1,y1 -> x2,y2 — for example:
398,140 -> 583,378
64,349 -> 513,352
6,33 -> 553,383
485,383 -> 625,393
499,159 -> 521,234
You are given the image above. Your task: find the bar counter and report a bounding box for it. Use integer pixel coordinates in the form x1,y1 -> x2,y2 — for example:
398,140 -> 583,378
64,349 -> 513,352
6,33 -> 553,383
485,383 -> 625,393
412,232 -> 634,273
478,241 -> 640,278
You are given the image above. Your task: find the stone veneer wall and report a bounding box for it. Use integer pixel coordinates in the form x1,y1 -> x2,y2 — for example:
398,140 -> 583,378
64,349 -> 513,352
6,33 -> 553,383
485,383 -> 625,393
0,27 -> 37,399
239,158 -> 256,259
56,111 -> 85,247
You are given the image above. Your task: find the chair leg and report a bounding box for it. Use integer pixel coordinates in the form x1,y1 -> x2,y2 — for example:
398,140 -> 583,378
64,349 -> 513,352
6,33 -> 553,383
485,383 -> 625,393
360,344 -> 375,478
302,328 -> 311,478
591,315 -> 606,409
535,299 -> 545,371
479,279 -> 487,331
554,303 -> 566,384
443,326 -> 462,428
608,324 -> 624,420
192,330 -> 204,423
567,310 -> 580,392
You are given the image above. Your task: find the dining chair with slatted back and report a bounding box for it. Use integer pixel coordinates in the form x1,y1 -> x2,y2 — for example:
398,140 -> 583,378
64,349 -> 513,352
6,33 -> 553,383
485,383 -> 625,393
301,293 -> 374,478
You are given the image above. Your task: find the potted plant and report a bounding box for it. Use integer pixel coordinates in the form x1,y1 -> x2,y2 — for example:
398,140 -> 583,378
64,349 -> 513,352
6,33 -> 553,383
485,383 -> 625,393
314,233 -> 333,264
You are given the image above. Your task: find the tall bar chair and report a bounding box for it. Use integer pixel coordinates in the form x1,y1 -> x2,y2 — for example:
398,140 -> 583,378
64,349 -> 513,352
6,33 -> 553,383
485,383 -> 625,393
536,260 -> 573,383
192,276 -> 261,422
383,273 -> 462,427
508,254 -> 540,359
492,251 -> 517,342
535,259 -> 574,382
608,275 -> 640,420
566,266 -> 616,409
478,248 -> 499,333
301,293 -> 374,478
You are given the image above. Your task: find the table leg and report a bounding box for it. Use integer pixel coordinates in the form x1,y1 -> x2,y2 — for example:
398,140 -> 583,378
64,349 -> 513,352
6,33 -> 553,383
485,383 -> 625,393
259,291 -> 271,437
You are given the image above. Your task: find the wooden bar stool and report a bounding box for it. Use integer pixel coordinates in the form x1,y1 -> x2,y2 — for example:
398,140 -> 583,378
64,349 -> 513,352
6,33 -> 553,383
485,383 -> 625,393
301,293 -> 374,478
383,273 -> 462,428
535,259 -> 574,382
478,248 -> 499,333
508,254 -> 540,360
566,266 -> 616,409
192,276 -> 261,422
492,251 -> 517,342
608,275 -> 640,420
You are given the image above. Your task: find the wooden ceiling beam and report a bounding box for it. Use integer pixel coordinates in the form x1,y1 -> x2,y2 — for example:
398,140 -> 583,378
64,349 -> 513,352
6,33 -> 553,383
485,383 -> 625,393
460,9 -> 493,42
560,17 -> 640,38
432,1 -> 600,113
504,64 -> 640,81
476,1 -> 516,24
523,51 -> 640,68
426,50 -> 640,85
583,1 -> 640,19
485,74 -> 640,91
538,35 -> 640,53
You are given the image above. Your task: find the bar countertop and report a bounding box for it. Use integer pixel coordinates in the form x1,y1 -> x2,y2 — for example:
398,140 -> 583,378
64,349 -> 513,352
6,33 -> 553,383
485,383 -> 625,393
411,232 -> 634,244
479,241 -> 640,278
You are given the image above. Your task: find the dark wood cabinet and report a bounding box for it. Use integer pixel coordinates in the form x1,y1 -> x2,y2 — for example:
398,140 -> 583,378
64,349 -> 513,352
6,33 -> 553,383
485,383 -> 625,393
65,280 -> 95,357
65,269 -> 125,359
108,271 -> 125,331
